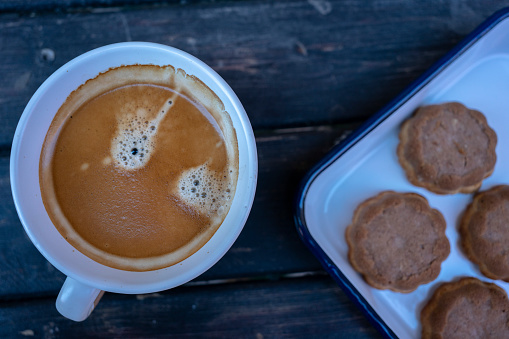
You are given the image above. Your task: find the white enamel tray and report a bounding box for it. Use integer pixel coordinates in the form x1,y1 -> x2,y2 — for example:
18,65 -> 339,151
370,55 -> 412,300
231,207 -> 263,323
295,8 -> 509,338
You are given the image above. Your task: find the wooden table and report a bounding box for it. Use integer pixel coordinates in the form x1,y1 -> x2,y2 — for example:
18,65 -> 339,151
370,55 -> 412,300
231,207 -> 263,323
1,0 -> 507,337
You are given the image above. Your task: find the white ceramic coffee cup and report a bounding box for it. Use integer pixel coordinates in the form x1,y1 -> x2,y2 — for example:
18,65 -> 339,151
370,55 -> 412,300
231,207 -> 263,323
10,42 -> 258,322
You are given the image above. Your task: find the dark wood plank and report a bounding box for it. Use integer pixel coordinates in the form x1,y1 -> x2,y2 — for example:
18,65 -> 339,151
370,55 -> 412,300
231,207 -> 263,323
0,0 -> 243,13
0,275 -> 383,338
0,124 -> 354,299
1,0 -> 506,145
0,0 -> 165,13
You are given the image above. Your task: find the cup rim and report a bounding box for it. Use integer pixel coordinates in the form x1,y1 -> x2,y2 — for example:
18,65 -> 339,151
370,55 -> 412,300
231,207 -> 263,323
10,42 -> 258,293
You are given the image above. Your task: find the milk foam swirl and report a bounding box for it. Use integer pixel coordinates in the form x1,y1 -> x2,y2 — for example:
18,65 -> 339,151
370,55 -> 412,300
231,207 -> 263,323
177,163 -> 233,219
111,91 -> 176,170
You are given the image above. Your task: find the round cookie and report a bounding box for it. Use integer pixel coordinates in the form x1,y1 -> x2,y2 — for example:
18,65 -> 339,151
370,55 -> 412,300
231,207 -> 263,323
421,277 -> 509,339
345,191 -> 450,293
460,185 -> 509,281
397,102 -> 497,194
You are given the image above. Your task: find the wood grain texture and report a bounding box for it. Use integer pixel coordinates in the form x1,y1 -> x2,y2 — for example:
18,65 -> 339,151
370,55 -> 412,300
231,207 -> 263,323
0,276 -> 383,338
0,0 -> 165,12
0,0 -> 239,13
0,0 -> 507,145
0,124 -> 354,299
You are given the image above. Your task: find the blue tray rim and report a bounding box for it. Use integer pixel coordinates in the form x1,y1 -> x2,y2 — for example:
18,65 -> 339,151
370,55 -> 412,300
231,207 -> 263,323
293,7 -> 509,339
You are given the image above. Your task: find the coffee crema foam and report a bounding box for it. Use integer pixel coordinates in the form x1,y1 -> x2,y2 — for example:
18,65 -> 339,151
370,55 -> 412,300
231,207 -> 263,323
177,164 -> 233,219
40,65 -> 239,271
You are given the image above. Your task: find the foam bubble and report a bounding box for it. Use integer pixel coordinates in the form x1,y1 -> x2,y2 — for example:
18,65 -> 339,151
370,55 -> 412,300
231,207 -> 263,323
176,163 -> 233,220
111,96 -> 175,170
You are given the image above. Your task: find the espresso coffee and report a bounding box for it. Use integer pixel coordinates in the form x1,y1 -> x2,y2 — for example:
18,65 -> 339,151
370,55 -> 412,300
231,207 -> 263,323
39,65 -> 239,271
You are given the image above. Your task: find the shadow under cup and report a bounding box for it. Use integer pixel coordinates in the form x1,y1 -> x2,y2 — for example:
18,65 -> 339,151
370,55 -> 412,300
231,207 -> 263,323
11,43 -> 257,299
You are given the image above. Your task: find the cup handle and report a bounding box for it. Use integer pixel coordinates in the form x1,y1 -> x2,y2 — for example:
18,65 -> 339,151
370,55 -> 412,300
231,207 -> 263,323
56,277 -> 105,321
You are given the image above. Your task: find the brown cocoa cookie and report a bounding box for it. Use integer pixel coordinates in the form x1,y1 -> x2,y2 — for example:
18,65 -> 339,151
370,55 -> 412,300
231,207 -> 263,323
345,191 -> 450,293
397,102 -> 497,194
421,277 -> 509,339
460,185 -> 509,281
